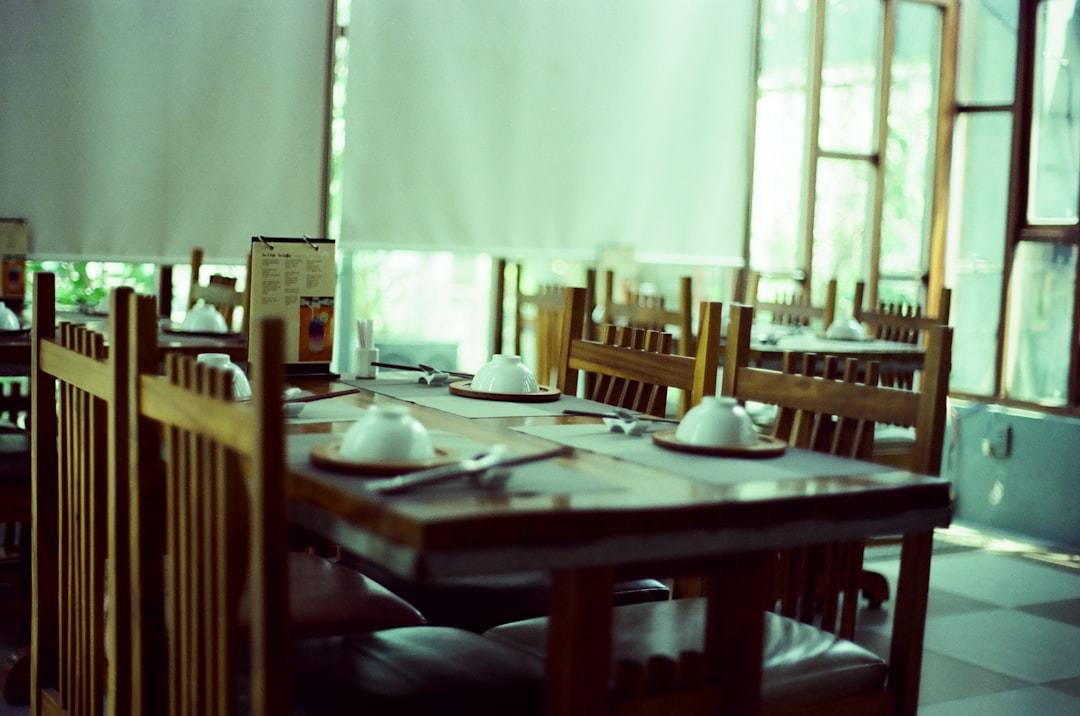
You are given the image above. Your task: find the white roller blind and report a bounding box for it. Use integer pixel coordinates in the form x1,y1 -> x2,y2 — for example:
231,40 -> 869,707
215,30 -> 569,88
0,0 -> 331,263
341,0 -> 755,263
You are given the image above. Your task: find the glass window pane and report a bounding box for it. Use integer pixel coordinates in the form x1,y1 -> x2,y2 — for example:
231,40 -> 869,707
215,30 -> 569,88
945,112 -> 1013,395
819,0 -> 881,154
1003,242 -> 1076,405
812,156 -> 871,301
881,2 -> 943,277
956,0 -> 1019,105
750,0 -> 811,274
1028,0 -> 1080,224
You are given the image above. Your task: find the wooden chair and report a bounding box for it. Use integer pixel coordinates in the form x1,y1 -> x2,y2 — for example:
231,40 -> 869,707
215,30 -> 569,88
29,273 -> 125,715
123,307 -> 546,715
852,280 -> 952,471
853,280 -> 952,388
558,285 -> 722,419
0,379 -> 33,705
0,378 -> 31,621
725,302 -> 952,623
747,271 -> 838,330
188,247 -> 250,334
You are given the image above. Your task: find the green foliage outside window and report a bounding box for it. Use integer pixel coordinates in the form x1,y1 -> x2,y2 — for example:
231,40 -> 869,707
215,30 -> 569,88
27,260 -> 158,307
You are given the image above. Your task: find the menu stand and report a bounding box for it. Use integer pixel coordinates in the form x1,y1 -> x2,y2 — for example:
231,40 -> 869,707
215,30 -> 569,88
248,236 -> 339,378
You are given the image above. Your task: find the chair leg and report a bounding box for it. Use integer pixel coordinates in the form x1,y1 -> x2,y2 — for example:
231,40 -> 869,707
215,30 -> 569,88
0,646 -> 30,706
860,568 -> 890,608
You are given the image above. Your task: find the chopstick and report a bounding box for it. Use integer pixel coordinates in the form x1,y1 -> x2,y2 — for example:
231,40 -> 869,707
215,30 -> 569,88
373,361 -> 425,372
373,361 -> 474,379
284,388 -> 363,404
560,408 -> 679,424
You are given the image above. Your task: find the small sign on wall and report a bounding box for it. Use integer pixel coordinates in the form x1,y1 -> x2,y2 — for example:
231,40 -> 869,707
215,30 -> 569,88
0,219 -> 28,305
248,236 -> 337,376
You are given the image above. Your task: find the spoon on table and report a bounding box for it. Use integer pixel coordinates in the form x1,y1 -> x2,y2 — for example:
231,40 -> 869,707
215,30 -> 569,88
372,361 -> 474,379
561,408 -> 679,424
367,444 -> 573,495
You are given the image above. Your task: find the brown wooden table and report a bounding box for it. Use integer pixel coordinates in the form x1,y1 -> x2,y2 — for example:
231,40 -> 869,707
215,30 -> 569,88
741,325 -> 925,368
283,379 -> 950,716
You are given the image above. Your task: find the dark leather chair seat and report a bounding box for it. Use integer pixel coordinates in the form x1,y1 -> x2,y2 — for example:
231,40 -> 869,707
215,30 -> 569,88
0,424 -> 30,485
340,553 -> 670,632
291,626 -> 546,716
485,597 -> 888,711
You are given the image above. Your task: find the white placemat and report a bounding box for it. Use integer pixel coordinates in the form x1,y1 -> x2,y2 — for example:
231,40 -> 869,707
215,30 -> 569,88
286,395 -> 369,424
511,423 -> 894,486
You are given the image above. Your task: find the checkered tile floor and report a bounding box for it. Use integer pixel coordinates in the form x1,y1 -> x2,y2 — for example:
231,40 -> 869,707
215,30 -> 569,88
858,524 -> 1080,714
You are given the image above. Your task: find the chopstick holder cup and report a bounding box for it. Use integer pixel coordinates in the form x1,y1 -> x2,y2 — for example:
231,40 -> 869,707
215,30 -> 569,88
355,317 -> 378,378
355,346 -> 380,379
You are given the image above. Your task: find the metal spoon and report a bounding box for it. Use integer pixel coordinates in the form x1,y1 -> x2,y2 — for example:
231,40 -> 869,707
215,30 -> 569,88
367,444 -> 573,495
561,408 -> 678,424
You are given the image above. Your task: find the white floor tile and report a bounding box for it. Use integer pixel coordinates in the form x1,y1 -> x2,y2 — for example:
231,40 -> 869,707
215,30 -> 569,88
870,551 -> 1080,607
918,685 -> 1080,716
923,608 -> 1080,683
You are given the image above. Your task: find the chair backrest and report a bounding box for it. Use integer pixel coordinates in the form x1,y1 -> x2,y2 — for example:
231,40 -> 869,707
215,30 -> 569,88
721,303 -> 952,636
31,273 -> 135,715
188,247 -> 249,334
852,280 -> 951,390
600,270 -> 695,356
853,280 -> 952,344
124,288 -> 288,716
557,286 -> 722,418
746,271 -> 838,330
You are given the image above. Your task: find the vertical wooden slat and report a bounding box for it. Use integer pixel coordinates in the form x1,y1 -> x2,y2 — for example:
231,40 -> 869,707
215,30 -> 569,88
31,273 -> 60,712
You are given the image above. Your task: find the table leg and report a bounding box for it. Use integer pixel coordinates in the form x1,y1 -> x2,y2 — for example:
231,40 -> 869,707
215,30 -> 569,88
703,551 -> 770,716
890,530 -> 934,716
545,566 -> 614,716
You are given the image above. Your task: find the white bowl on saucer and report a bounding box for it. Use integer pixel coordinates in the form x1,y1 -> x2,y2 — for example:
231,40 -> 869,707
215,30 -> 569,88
180,299 -> 229,333
825,317 -> 867,341
340,404 -> 435,463
471,354 -> 540,394
0,304 -> 20,331
675,396 -> 758,449
196,353 -> 251,400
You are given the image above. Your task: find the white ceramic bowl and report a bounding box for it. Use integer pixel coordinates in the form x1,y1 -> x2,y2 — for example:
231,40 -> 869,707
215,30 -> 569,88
340,404 -> 435,463
180,300 -> 229,333
0,304 -> 20,331
675,396 -> 758,448
825,317 -> 867,341
196,353 -> 251,400
471,354 -> 540,394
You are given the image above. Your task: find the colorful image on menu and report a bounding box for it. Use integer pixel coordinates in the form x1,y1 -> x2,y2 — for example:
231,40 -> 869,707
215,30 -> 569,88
298,296 -> 334,362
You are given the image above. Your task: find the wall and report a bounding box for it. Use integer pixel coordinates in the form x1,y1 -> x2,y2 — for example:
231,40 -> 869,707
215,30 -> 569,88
944,399 -> 1080,550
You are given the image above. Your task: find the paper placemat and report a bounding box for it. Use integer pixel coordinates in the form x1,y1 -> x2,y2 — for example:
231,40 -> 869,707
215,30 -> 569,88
288,432 -> 615,498
343,375 -> 663,420
511,423 -> 894,486
286,395 -> 369,424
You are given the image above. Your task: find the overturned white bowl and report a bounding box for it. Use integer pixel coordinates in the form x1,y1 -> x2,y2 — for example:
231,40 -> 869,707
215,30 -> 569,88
825,317 -> 867,341
675,396 -> 758,449
0,304 -> 20,331
471,354 -> 540,394
180,299 -> 229,333
196,353 -> 251,401
340,404 -> 435,463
